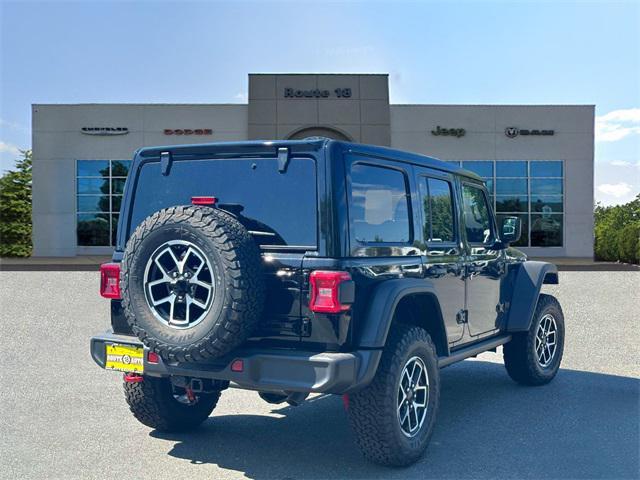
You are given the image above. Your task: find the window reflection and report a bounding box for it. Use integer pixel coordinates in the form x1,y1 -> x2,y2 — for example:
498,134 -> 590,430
350,164 -> 411,243
531,161 -> 562,177
76,160 -> 130,247
462,185 -> 493,244
496,161 -> 527,177
531,214 -> 563,246
422,178 -> 455,243
462,161 -> 493,178
496,195 -> 528,212
455,160 -> 564,247
496,178 -> 528,195
531,178 -> 563,195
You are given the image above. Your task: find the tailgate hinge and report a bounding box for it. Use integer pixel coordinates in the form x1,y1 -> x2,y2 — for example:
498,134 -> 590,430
160,151 -> 173,176
277,147 -> 290,173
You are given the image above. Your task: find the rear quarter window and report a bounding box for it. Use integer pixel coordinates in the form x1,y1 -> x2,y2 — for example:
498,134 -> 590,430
348,163 -> 411,244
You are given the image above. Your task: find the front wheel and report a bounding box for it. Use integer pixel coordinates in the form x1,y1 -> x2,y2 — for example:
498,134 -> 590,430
504,293 -> 565,386
124,376 -> 220,432
347,325 -> 440,466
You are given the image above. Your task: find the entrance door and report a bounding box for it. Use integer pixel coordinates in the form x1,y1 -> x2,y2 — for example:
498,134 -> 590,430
461,182 -> 503,337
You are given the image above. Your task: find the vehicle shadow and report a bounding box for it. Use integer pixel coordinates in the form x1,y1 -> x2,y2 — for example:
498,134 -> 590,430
150,360 -> 639,479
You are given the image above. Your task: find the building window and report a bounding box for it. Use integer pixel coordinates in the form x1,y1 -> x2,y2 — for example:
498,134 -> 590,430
452,160 -> 564,247
76,160 -> 131,246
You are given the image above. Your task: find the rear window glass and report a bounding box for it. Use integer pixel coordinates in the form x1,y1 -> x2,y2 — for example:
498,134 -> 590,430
128,157 -> 317,248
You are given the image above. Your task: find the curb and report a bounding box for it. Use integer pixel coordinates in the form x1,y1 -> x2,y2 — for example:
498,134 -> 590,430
0,264 -> 101,272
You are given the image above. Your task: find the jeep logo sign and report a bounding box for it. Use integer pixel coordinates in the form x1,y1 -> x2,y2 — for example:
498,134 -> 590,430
164,129 -> 213,136
81,127 -> 129,136
431,126 -> 466,138
505,127 -> 554,138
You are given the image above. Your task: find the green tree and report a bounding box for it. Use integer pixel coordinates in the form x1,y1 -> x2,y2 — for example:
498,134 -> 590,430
0,149 -> 32,257
594,194 -> 640,264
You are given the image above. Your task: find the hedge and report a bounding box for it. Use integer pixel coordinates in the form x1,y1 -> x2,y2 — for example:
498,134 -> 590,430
0,150 -> 32,257
594,194 -> 640,264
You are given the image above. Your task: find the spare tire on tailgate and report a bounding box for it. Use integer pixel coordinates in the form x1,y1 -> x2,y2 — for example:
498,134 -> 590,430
121,205 -> 265,362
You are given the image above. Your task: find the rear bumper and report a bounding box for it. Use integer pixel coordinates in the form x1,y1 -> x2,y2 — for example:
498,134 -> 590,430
90,330 -> 381,395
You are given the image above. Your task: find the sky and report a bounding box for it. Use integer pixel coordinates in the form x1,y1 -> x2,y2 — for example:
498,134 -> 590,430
1,0 -> 638,205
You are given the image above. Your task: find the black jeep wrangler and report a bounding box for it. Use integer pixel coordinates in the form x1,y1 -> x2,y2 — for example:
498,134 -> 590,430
91,138 -> 564,466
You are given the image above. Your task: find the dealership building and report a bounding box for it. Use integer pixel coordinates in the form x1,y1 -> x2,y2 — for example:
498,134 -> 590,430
32,73 -> 595,258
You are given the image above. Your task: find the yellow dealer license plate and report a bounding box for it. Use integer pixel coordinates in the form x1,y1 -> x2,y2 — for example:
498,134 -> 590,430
105,343 -> 144,373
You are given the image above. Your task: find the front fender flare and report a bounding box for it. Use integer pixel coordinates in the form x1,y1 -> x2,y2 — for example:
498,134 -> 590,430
356,278 -> 444,349
506,261 -> 559,332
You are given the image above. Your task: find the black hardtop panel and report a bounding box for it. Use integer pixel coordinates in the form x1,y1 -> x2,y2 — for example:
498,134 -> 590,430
133,138 -> 481,181
332,141 -> 482,181
135,138 -> 329,160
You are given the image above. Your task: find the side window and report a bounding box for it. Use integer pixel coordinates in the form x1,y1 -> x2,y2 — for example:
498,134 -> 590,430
462,184 -> 494,244
422,177 -> 455,243
350,163 -> 411,243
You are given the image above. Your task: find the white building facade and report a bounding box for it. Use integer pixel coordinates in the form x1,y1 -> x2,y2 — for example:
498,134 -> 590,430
32,73 -> 594,258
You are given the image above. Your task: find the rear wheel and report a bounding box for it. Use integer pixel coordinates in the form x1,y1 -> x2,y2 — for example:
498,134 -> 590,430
124,376 -> 220,432
504,294 -> 565,386
347,325 -> 440,466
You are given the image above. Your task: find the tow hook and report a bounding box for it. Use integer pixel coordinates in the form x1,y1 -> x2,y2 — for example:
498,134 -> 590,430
123,373 -> 143,383
185,387 -> 196,403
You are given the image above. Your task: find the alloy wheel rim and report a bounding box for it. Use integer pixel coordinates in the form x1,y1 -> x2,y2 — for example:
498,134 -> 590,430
536,314 -> 558,368
143,240 -> 215,329
397,356 -> 429,437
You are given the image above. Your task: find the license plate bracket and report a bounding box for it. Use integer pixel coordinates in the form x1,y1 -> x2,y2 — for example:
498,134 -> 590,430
105,343 -> 144,373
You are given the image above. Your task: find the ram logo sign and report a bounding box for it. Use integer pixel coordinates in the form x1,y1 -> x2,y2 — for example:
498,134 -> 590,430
505,127 -> 554,138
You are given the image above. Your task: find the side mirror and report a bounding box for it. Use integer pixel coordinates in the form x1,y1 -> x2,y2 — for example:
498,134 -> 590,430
501,216 -> 522,245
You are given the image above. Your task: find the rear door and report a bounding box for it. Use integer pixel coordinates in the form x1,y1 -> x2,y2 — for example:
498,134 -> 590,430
125,155 -> 319,343
415,168 -> 465,343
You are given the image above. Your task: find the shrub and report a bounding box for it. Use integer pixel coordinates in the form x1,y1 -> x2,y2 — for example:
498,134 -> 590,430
594,194 -> 640,264
0,150 -> 32,257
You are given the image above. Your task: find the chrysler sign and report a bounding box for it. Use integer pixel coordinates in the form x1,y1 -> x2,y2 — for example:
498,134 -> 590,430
81,127 -> 129,136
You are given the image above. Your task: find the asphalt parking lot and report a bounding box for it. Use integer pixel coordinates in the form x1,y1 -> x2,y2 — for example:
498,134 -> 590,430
1,270 -> 638,480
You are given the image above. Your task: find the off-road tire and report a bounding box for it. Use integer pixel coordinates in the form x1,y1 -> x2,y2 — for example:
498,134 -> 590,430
121,205 -> 265,363
347,325 -> 440,467
504,293 -> 565,386
124,376 -> 220,432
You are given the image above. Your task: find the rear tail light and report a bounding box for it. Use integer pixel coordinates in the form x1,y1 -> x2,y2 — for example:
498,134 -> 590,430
230,359 -> 244,372
100,263 -> 121,299
147,351 -> 159,364
309,270 -> 354,314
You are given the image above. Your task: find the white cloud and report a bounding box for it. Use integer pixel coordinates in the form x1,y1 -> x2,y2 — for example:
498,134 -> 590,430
233,92 -> 248,103
595,108 -> 640,142
0,141 -> 21,157
597,182 -> 633,198
610,160 -> 640,168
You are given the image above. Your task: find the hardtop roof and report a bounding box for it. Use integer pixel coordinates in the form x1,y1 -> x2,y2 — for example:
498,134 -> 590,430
136,137 -> 482,181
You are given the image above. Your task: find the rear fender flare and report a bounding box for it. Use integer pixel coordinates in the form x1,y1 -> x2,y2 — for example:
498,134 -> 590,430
356,278 -> 447,353
506,261 -> 559,332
